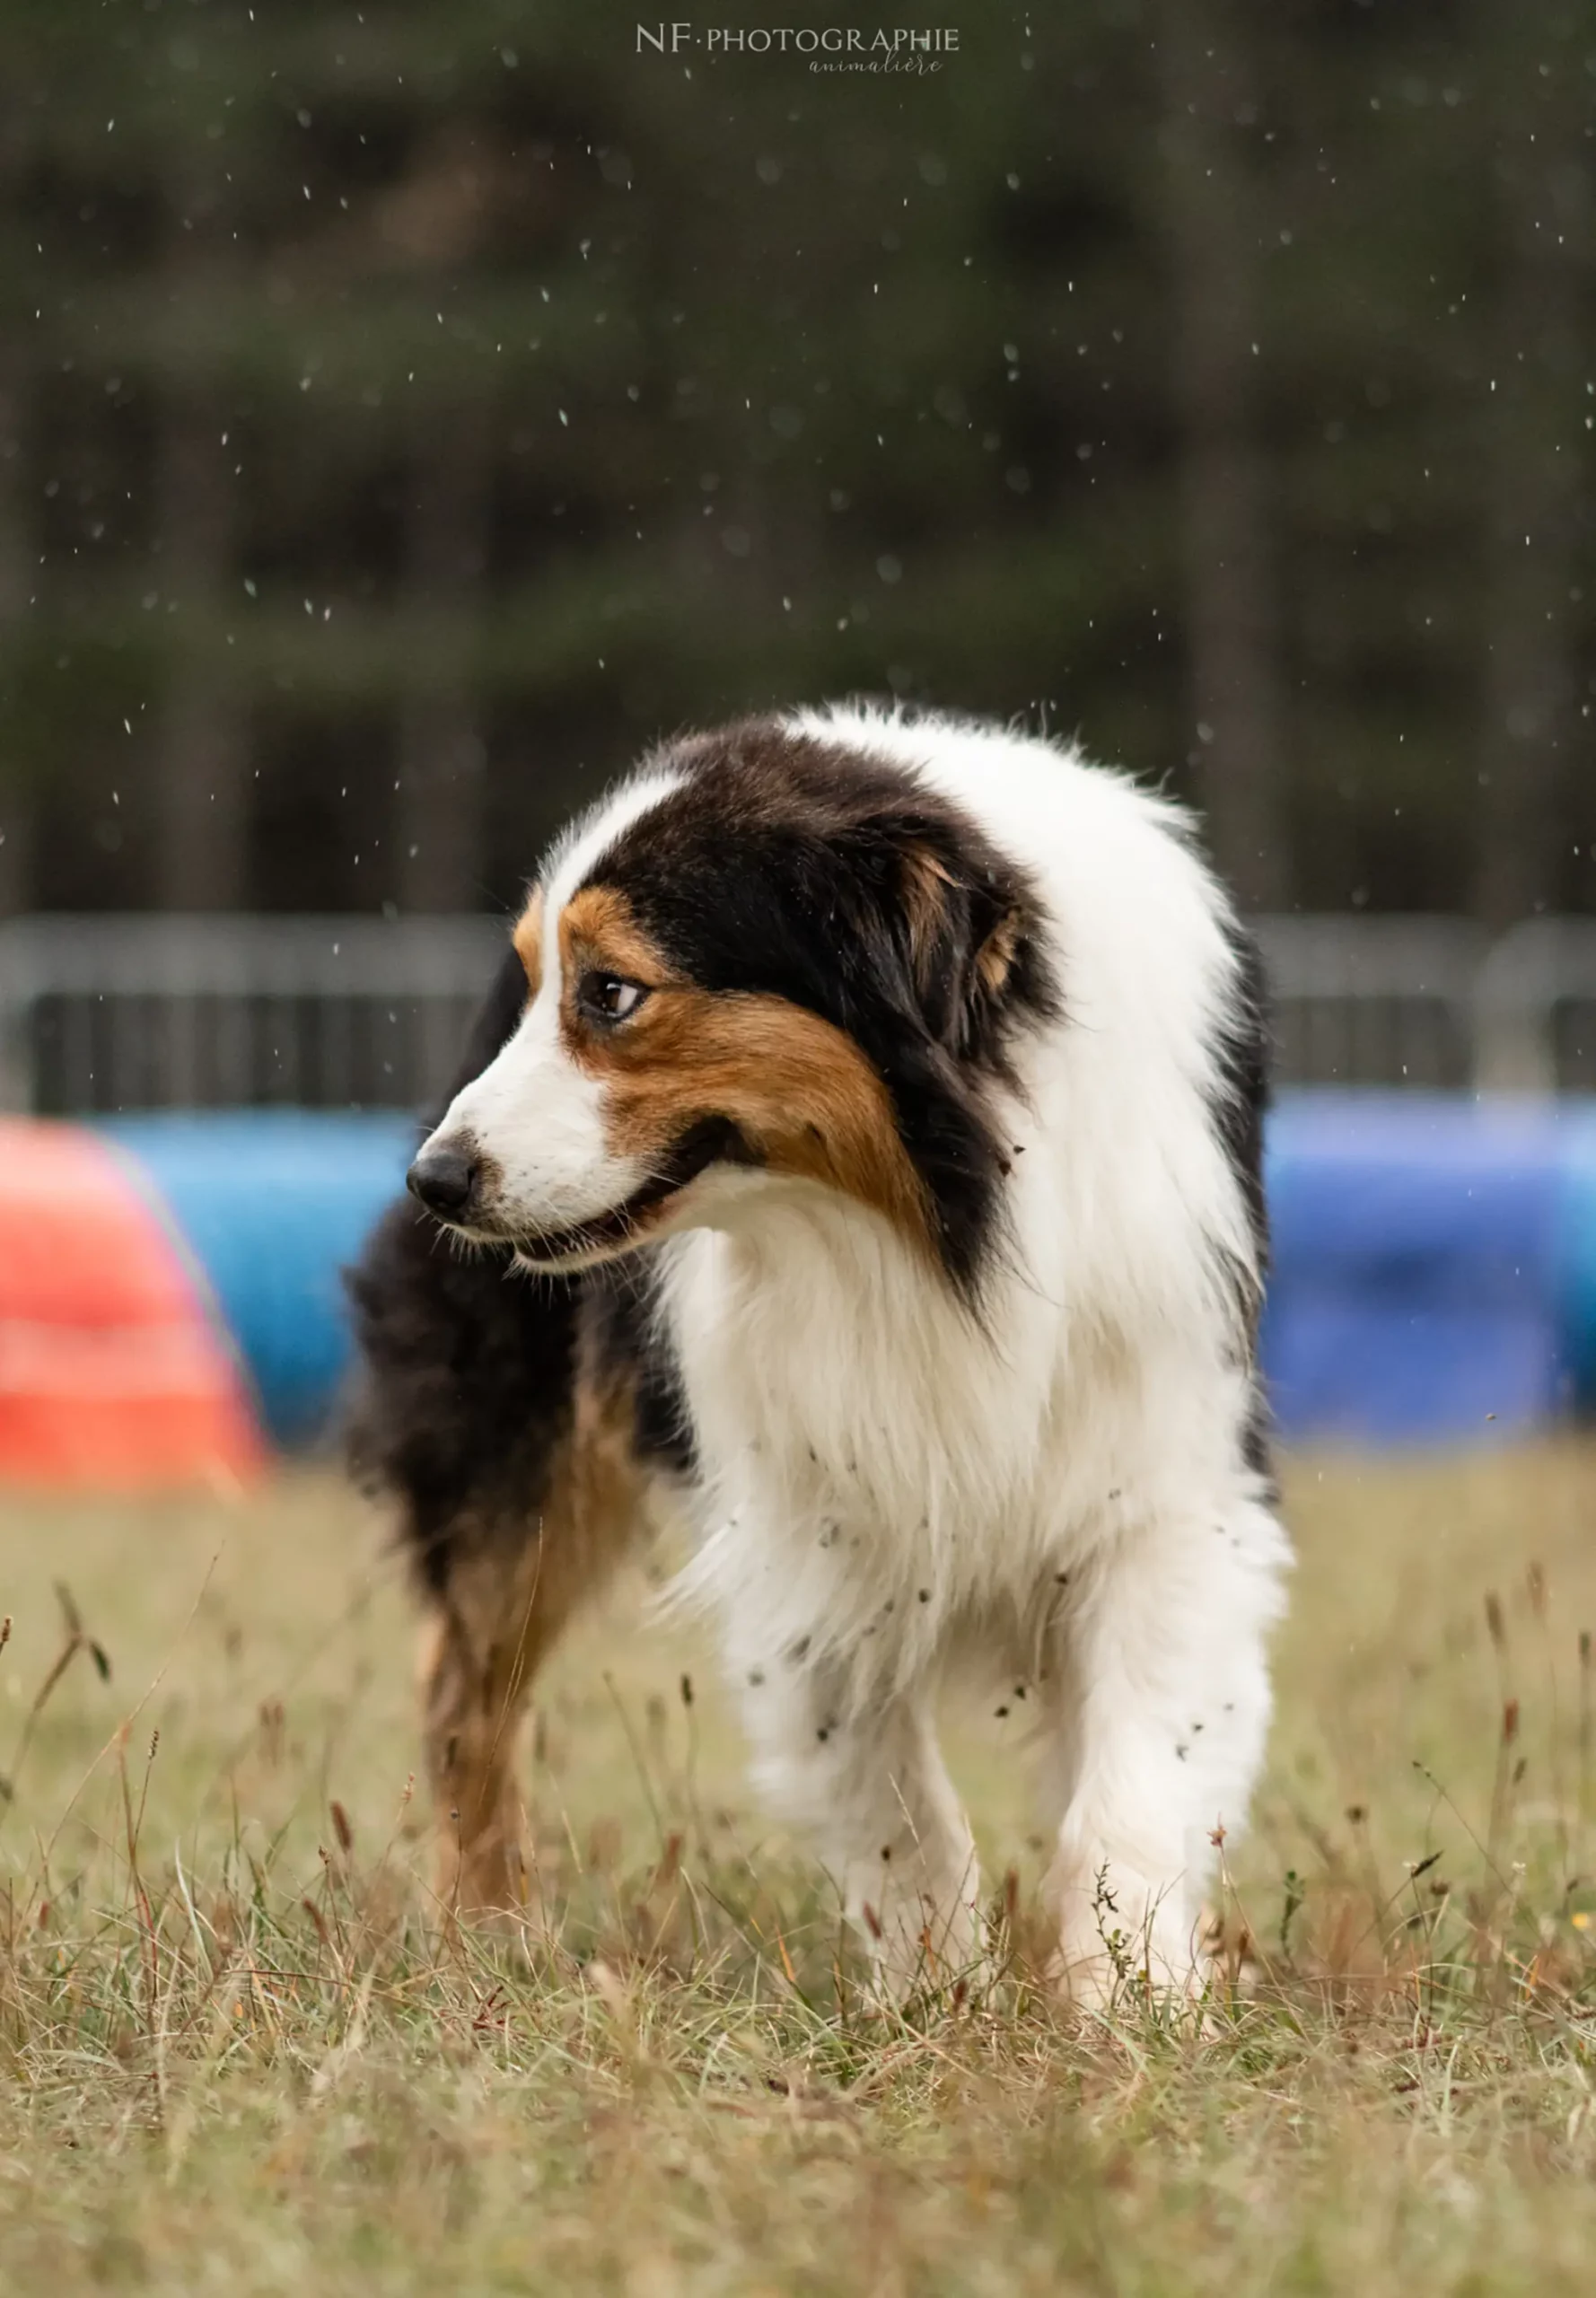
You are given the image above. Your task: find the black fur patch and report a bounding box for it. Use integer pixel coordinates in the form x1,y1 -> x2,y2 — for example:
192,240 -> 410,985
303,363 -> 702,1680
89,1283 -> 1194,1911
580,718 -> 1059,1294
345,947 -> 570,1592
583,1261 -> 695,1480
1241,1380 -> 1276,1495
1209,915 -> 1276,1487
345,1194 -> 583,1595
344,943 -> 687,1599
1213,917 -> 1270,1291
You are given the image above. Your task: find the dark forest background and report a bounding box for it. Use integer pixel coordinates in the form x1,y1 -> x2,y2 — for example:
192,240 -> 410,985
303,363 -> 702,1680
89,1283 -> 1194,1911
1,0 -> 1592,925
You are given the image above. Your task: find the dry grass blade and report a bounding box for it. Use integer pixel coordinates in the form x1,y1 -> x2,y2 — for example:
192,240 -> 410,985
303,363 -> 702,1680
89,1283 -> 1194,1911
0,1584 -> 112,1809
0,1452 -> 1590,2294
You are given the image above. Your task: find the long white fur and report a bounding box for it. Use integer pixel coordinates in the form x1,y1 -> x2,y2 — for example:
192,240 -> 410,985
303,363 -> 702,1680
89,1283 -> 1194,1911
424,706 -> 1291,2002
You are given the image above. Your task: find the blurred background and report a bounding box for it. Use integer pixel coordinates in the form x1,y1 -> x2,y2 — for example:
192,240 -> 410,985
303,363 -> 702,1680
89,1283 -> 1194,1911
2,0 -> 1595,1475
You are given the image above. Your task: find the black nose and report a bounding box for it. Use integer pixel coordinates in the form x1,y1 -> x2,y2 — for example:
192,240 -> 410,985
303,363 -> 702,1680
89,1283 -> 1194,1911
407,1143 -> 478,1218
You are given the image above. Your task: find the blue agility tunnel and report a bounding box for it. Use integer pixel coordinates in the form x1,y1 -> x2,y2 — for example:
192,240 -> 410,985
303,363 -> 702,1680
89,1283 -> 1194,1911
1565,1141 -> 1596,1409
101,1111 -> 414,1445
1262,1092 -> 1596,1443
80,1094 -> 1596,1454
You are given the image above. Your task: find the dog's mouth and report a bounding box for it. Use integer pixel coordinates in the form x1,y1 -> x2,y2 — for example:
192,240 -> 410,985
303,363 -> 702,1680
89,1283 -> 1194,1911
507,1171 -> 689,1270
466,1117 -> 755,1271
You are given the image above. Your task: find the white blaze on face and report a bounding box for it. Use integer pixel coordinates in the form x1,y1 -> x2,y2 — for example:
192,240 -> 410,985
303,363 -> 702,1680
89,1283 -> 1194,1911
424,985 -> 650,1243
417,767 -> 683,1246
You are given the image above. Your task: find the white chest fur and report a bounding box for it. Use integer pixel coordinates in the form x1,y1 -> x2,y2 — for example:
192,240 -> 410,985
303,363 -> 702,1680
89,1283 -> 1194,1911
656,1182 -> 1187,1690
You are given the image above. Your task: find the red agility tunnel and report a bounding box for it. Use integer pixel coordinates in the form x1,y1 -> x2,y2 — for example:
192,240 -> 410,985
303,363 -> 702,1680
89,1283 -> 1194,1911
0,1118 -> 264,1488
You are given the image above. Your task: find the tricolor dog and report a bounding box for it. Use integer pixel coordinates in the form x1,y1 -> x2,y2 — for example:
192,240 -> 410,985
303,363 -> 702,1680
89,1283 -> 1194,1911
347,705 -> 1288,2001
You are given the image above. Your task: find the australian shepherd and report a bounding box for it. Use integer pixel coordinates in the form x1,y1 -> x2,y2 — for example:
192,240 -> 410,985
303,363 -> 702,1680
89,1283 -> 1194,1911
346,705 -> 1288,2002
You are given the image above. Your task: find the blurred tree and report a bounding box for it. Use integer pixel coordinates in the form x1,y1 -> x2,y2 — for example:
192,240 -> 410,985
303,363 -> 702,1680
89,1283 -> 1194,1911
0,57 -> 35,918
1474,6 -> 1587,927
154,392 -> 248,908
0,373 -> 30,917
397,412 -> 493,913
1153,0 -> 1287,911
0,0 -> 1591,925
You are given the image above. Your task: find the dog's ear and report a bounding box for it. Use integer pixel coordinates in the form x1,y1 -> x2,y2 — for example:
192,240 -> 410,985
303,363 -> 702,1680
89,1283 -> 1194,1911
836,811 -> 1030,1059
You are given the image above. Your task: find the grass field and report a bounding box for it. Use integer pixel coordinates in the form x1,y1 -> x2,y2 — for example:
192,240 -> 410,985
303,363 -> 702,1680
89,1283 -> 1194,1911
0,1445 -> 1593,2294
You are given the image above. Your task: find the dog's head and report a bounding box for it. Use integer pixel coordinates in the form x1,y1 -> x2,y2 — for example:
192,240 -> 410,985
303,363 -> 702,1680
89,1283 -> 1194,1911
408,715 -> 1055,1292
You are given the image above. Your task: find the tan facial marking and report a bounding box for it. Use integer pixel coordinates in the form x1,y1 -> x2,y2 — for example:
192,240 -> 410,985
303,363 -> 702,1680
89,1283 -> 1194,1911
557,883 -> 683,994
549,880 -> 934,1255
553,881 -> 929,1253
512,889 -> 545,999
605,990 -> 933,1251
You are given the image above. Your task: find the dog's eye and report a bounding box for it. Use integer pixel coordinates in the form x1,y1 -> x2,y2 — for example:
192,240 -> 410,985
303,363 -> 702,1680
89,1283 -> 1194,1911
580,972 -> 649,1024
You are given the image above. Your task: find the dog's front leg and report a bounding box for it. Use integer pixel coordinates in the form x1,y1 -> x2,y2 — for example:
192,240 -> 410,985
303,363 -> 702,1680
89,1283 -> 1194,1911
1040,1498 -> 1285,2009
738,1656 -> 984,1998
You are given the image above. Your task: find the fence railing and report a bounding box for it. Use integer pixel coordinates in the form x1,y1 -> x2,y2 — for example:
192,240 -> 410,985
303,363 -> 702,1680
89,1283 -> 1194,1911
1256,915 -> 1488,1091
1256,916 -> 1596,1093
0,914 -> 506,1116
1,911 -> 1593,1113
1471,917 -> 1596,1093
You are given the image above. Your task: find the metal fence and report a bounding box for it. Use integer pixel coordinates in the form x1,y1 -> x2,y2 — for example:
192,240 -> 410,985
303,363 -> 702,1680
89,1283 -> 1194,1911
1,911 -> 1593,1114
1471,917 -> 1596,1093
1255,915 -> 1487,1090
1256,916 -> 1596,1093
0,914 -> 506,1116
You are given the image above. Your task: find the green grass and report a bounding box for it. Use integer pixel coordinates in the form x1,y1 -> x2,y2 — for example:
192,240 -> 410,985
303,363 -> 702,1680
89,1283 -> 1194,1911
0,1444 -> 1593,2294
